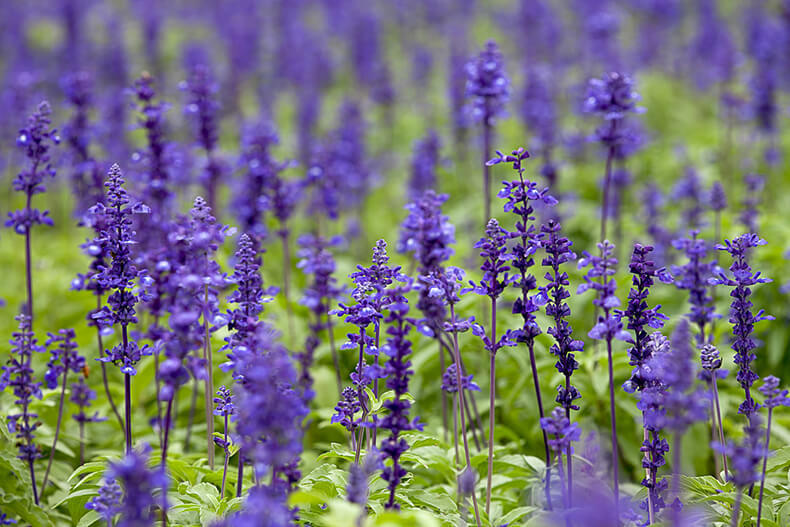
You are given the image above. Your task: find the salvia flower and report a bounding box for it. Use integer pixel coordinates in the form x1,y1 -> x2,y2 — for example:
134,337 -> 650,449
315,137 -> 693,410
408,131 -> 441,199
584,72 -> 644,151
441,364 -> 480,393
92,164 -> 152,375
465,40 -> 510,126
540,219 -> 584,413
378,286 -> 423,509
71,376 -> 105,425
620,244 -> 670,393
711,233 -> 773,417
717,416 -> 764,489
710,181 -> 727,213
44,329 -> 84,389
1,315 -> 43,467
106,446 -> 167,526
541,407 -> 582,455
61,71 -> 100,216
6,101 -> 59,236
671,231 -> 717,344
85,478 -> 122,525
347,453 -> 381,507
740,174 -> 764,233
578,241 -> 629,341
759,376 -> 790,409
233,121 -> 279,243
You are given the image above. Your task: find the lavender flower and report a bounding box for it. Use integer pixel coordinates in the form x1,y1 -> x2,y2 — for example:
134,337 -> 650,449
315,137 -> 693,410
40,329 -> 84,496
671,231 -> 717,344
0,315 -> 43,503
233,122 -> 278,244
540,218 -> 583,507
408,131 -> 441,199
378,286 -> 423,509
7,101 -> 59,323
465,40 -> 510,127
297,234 -> 344,393
61,71 -> 100,216
71,376 -> 104,425
85,478 -> 122,526
577,240 -> 627,512
710,181 -> 727,213
740,174 -> 764,233
690,0 -> 736,90
347,453 -> 380,508
91,164 -> 151,453
214,385 -> 235,498
106,446 -> 168,526
757,376 -> 790,524
621,244 -> 670,393
540,407 -> 581,511
466,40 -> 510,224
132,73 -> 175,233
711,234 -> 774,418
441,364 -> 480,393
717,417 -> 765,527
181,63 -> 223,211
584,72 -> 643,243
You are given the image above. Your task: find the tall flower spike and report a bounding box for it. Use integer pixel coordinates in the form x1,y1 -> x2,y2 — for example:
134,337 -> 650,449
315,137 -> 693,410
577,240 -> 628,515
540,218 -> 583,507
583,72 -> 644,245
378,285 -> 423,509
106,446 -> 168,526
717,416 -> 765,527
757,376 -> 790,523
711,233 -> 773,418
91,164 -> 151,454
85,478 -> 122,525
671,230 -> 717,345
0,315 -> 44,504
466,39 -> 510,224
408,131 -> 441,199
7,101 -> 59,324
490,146 -> 557,508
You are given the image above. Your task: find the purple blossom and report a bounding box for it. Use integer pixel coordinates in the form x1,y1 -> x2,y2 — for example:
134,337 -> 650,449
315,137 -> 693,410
441,363 -> 480,393
106,446 -> 167,526
1,315 -> 43,467
670,231 -> 717,343
578,241 -> 629,341
717,417 -> 764,489
378,286 -> 423,509
711,233 -> 774,417
233,121 -> 279,243
620,244 -> 670,393
297,234 -> 344,321
710,181 -> 727,213
540,219 -> 584,413
71,376 -> 105,425
181,63 -> 224,210
760,376 -> 790,409
332,387 -> 362,434
540,407 -> 581,454
690,0 -> 736,89
740,173 -> 764,233
91,165 -> 151,376
85,478 -> 122,525
6,101 -> 59,236
347,454 -> 381,507
408,131 -> 441,199
44,329 -> 84,389
584,72 -> 643,122
465,40 -> 510,126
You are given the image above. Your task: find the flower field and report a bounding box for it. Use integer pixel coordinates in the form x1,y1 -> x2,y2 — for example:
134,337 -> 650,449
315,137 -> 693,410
1,1 -> 790,526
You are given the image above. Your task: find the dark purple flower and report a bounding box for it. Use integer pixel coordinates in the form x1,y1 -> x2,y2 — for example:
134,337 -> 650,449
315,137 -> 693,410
233,121 -> 279,243
91,165 -> 152,376
670,231 -> 717,344
584,72 -> 643,122
711,233 -> 774,418
408,131 -> 441,199
181,63 -> 224,210
70,376 -> 105,425
717,416 -> 764,489
441,363 -> 480,393
378,287 -> 423,509
332,387 -> 362,434
710,181 -> 727,213
620,244 -> 670,393
760,376 -> 790,409
1,315 -> 43,467
44,329 -> 84,390
465,40 -> 510,126
106,446 -> 167,526
85,477 -> 122,524
578,241 -> 630,342
740,174 -> 764,233
540,407 -> 581,454
540,219 -> 584,413
6,101 -> 59,236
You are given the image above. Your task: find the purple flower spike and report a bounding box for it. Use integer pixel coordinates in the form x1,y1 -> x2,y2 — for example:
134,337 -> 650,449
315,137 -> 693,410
44,329 -> 84,390
759,376 -> 790,409
671,231 -> 717,344
105,446 -> 168,526
465,40 -> 510,126
7,101 -> 59,236
85,477 -> 122,524
408,131 -> 441,199
378,286 -> 423,509
442,364 -> 480,393
540,407 -> 581,455
711,233 -> 773,418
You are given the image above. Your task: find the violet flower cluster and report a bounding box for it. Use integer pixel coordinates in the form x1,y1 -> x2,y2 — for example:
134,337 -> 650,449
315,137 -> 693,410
104,446 -> 167,526
408,131 -> 441,199
540,219 -> 583,413
671,230 -> 717,344
711,234 -> 773,418
378,285 -> 423,509
465,40 -> 510,126
6,101 -> 59,237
